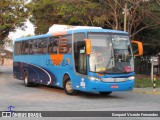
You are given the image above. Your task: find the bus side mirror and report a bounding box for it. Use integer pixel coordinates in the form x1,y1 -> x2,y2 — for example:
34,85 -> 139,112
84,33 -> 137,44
84,39 -> 91,55
131,40 -> 143,56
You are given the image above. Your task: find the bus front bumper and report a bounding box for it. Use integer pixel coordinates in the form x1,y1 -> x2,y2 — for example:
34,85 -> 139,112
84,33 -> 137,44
79,80 -> 134,92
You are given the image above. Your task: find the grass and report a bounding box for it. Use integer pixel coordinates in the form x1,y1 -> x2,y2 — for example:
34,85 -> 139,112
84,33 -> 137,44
134,78 -> 160,88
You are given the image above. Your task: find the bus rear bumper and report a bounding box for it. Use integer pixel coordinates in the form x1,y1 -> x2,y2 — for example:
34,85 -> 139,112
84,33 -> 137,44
81,80 -> 134,92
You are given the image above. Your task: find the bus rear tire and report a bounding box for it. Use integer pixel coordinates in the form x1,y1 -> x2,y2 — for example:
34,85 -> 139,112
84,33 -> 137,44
23,71 -> 34,87
99,92 -> 112,95
63,78 -> 78,95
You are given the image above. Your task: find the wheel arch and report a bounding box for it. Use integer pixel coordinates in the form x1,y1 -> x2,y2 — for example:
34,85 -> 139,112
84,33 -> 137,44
22,68 -> 28,79
62,73 -> 71,87
62,72 -> 78,95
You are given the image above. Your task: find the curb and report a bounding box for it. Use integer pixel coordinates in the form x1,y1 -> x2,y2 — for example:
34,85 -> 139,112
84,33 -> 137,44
133,90 -> 160,95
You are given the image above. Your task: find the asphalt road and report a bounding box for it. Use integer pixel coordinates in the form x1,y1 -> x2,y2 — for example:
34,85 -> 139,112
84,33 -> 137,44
0,66 -> 160,119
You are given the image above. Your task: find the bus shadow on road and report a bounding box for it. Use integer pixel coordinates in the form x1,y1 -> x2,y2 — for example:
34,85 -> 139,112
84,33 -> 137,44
39,85 -> 124,99
17,81 -> 125,99
77,91 -> 124,99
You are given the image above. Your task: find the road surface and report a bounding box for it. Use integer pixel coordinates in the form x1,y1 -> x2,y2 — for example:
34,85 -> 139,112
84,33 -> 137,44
0,66 -> 160,119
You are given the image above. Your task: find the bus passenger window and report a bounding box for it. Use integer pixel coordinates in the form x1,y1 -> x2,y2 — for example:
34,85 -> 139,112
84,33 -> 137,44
59,37 -> 67,53
14,42 -> 21,55
48,37 -> 54,53
21,41 -> 29,54
48,37 -> 58,54
59,35 -> 72,54
37,38 -> 48,54
53,38 -> 58,53
29,40 -> 37,54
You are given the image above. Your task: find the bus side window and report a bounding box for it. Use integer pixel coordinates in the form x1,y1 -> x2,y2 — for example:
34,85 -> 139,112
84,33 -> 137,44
48,37 -> 58,54
53,37 -> 58,53
37,39 -> 42,54
48,37 -> 54,53
37,38 -> 48,54
59,35 -> 72,54
67,35 -> 72,53
21,41 -> 25,54
14,42 -> 21,55
42,38 -> 48,53
29,39 -> 37,54
21,41 -> 29,55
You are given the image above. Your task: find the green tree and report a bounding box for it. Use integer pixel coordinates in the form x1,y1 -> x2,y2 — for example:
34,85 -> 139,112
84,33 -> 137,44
93,0 -> 160,39
27,0 -> 61,34
29,0 -> 160,39
28,0 -> 98,34
134,0 -> 160,56
0,0 -> 28,46
57,0 -> 98,26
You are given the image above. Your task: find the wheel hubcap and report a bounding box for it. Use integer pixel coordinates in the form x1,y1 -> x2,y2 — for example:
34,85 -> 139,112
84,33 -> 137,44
24,76 -> 28,85
66,81 -> 72,92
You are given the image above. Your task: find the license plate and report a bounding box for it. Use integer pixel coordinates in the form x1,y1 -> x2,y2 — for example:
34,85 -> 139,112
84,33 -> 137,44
111,85 -> 119,88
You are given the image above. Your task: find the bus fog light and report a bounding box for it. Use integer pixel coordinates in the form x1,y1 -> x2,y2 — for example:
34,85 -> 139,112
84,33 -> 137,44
89,76 -> 101,81
128,76 -> 135,80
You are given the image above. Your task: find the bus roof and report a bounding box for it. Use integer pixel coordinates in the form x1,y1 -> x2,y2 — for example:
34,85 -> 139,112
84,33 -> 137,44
48,24 -> 128,34
15,25 -> 128,42
67,28 -> 128,34
15,33 -> 52,42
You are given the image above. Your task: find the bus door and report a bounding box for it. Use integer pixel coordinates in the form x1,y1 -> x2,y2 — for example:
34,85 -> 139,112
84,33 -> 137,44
73,33 -> 87,88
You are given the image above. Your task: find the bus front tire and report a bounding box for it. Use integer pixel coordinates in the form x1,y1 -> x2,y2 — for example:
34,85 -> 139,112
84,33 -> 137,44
99,92 -> 112,95
63,78 -> 78,95
23,71 -> 34,87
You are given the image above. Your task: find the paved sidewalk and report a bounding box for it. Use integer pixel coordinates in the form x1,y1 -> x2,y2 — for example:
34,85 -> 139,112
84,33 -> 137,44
133,88 -> 160,95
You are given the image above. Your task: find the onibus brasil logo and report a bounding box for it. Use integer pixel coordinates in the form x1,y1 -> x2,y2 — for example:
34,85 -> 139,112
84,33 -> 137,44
2,106 -> 15,117
2,106 -> 42,117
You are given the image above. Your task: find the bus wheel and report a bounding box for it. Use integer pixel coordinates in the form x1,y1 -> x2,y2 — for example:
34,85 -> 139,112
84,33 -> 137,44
99,92 -> 112,95
63,78 -> 78,95
23,71 -> 34,87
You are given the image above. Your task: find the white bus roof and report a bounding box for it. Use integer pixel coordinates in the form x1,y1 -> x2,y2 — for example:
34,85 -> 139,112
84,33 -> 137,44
48,24 -> 102,33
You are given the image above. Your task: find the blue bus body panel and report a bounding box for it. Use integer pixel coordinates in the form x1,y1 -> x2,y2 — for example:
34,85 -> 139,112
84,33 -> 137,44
13,54 -> 74,87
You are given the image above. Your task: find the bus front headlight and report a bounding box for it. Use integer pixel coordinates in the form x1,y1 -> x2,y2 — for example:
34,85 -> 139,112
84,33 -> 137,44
89,76 -> 101,81
128,76 -> 135,81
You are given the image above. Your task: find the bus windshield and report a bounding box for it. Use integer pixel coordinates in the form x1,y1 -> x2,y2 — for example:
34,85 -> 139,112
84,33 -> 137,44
88,33 -> 134,74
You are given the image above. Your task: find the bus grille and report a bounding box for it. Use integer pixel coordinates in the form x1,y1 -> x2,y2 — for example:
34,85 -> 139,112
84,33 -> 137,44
101,78 -> 128,82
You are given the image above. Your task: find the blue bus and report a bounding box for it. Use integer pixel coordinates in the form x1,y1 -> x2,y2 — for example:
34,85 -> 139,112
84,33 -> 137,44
13,25 -> 143,95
